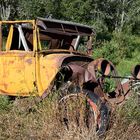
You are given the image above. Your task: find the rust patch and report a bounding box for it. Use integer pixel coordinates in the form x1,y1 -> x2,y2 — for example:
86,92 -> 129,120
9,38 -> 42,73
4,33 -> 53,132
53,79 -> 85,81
3,83 -> 8,90
3,74 -> 7,78
0,83 -> 8,90
25,58 -> 32,65
17,69 -> 22,73
19,53 -> 26,57
9,60 -> 14,64
20,80 -> 25,83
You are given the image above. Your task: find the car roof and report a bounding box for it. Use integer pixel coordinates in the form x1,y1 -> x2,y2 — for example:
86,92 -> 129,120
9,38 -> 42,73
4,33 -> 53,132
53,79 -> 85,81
0,18 -> 95,36
37,17 -> 95,36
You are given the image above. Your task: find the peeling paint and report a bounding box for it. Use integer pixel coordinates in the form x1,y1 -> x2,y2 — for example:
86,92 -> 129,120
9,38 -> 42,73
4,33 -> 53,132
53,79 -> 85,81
25,58 -> 32,65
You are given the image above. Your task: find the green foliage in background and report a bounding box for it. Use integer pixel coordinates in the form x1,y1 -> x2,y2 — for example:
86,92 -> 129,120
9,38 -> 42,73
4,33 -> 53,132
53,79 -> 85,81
94,33 -> 140,65
0,0 -> 139,74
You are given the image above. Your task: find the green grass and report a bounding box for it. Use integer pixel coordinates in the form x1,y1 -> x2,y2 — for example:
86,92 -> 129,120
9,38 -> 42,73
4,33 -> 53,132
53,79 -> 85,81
116,49 -> 140,76
0,96 -> 12,112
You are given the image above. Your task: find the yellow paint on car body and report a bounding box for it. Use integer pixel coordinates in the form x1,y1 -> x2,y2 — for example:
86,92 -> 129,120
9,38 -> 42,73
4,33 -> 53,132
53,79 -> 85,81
0,19 -> 88,97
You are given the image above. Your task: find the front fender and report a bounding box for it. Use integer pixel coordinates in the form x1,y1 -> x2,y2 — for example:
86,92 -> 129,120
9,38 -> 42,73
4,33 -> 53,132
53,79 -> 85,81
39,53 -> 93,97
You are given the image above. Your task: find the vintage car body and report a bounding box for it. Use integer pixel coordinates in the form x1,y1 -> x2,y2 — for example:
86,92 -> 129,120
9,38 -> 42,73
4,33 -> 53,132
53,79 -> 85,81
0,18 -> 139,135
0,19 -> 94,96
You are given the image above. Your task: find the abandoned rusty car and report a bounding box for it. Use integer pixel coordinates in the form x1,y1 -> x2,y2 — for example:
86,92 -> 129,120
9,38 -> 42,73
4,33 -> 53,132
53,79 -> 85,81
0,18 -> 139,135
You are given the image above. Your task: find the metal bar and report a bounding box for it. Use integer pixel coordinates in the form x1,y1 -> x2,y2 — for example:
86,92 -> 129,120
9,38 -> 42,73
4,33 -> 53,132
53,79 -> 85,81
18,34 -> 21,49
1,20 -> 34,24
0,22 -> 2,51
103,75 -> 140,80
61,23 -> 65,33
6,25 -> 14,51
86,36 -> 93,55
74,35 -> 80,50
39,28 -> 91,36
18,25 -> 29,51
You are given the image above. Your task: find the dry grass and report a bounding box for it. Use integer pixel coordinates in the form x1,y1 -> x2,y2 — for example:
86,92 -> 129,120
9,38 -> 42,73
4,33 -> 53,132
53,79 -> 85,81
0,93 -> 140,140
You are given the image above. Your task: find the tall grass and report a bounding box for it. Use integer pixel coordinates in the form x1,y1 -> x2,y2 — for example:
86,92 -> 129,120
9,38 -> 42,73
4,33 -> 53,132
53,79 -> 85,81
0,94 -> 98,140
0,91 -> 140,140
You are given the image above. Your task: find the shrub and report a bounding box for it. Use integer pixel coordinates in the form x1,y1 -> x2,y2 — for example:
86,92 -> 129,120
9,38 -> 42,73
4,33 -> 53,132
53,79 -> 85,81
93,32 -> 140,65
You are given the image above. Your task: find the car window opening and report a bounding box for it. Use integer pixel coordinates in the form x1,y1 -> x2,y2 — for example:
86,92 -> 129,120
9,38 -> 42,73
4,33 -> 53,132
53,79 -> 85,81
10,25 -> 33,51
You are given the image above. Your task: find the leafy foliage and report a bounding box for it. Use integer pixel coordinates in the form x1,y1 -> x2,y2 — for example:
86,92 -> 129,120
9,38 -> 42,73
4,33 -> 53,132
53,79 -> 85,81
0,0 -> 139,76
0,96 -> 12,111
94,32 -> 140,65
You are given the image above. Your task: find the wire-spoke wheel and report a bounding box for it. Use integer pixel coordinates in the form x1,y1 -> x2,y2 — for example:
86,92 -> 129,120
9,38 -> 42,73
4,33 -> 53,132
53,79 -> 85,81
56,81 -> 107,136
58,92 -> 96,129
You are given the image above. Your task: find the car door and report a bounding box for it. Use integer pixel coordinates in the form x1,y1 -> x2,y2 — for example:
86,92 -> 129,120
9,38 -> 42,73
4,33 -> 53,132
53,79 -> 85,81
0,22 -> 36,96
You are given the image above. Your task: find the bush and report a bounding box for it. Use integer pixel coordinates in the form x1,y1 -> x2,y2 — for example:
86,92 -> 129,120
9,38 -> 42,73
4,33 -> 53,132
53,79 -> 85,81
93,32 -> 140,65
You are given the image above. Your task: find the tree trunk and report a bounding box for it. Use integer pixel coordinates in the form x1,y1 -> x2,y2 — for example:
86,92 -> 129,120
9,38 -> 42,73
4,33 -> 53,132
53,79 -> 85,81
0,4 -> 11,20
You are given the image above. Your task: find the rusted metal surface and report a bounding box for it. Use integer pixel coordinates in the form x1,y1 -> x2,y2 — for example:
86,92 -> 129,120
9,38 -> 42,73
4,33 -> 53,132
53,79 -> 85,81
0,18 -> 139,136
87,58 -> 124,102
132,64 -> 140,80
37,18 -> 94,54
52,61 -> 111,135
129,65 -> 140,107
37,18 -> 95,36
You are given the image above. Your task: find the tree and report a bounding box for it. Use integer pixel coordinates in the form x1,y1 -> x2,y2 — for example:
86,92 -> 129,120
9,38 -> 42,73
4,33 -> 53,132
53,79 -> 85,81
0,0 -> 11,20
17,0 -> 48,19
0,0 -> 19,20
103,0 -> 140,32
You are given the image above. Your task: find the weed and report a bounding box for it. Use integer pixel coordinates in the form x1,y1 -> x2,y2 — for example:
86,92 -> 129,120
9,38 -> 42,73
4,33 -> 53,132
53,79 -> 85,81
0,95 -> 12,112
0,91 -> 139,140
